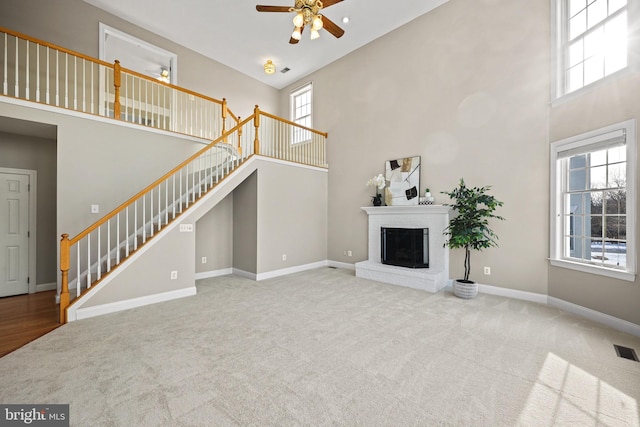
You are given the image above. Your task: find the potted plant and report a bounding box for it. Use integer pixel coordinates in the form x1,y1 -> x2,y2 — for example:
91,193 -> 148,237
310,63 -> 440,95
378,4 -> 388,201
442,178 -> 504,299
367,174 -> 386,206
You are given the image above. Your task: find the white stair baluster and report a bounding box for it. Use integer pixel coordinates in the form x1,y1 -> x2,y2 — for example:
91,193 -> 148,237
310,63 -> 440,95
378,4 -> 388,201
97,226 -> 101,280
14,36 -> 19,97
36,43 -> 40,102
3,33 -> 7,95
76,245 -> 80,298
86,234 -> 91,289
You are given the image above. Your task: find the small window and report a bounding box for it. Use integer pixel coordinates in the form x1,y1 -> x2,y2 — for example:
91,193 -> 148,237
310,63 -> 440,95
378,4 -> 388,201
554,0 -> 628,98
290,83 -> 312,144
550,119 -> 636,281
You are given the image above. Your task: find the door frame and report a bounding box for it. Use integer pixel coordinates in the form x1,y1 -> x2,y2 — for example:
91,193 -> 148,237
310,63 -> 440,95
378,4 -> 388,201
0,167 -> 37,294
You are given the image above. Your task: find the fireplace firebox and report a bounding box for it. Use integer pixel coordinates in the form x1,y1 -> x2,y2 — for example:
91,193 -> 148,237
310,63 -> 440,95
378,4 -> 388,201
381,227 -> 429,269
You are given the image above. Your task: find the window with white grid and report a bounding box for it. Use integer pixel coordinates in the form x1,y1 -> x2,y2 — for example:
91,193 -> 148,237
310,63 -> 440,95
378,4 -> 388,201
290,83 -> 312,144
550,120 -> 636,281
556,0 -> 628,97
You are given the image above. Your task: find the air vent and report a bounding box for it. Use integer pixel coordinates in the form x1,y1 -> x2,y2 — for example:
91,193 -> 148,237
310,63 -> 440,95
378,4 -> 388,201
614,344 -> 639,362
281,67 -> 290,74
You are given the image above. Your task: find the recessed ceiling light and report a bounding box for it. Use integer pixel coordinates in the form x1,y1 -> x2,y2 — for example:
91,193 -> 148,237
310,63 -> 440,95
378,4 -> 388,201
342,16 -> 350,24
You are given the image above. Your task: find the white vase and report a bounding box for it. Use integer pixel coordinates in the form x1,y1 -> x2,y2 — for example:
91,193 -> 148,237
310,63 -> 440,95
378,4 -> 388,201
453,279 -> 478,299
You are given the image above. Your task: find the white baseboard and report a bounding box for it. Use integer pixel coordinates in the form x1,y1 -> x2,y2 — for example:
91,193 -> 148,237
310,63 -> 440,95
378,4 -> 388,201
328,260 -> 355,270
232,268 -> 257,280
36,282 -> 57,292
548,296 -> 640,338
72,287 -> 197,321
443,280 -> 639,338
476,283 -> 549,305
195,268 -> 234,280
256,261 -> 329,281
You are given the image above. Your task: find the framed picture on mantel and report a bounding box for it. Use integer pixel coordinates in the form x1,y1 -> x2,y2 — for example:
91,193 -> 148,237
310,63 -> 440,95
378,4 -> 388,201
384,156 -> 420,206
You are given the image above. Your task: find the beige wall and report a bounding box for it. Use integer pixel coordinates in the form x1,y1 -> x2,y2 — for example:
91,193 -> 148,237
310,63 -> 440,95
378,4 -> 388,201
233,172 -> 258,274
0,130 -> 57,285
256,162 -> 328,273
549,72 -> 640,324
195,194 -> 233,273
0,0 -> 278,119
281,0 -> 551,294
81,222 -> 195,307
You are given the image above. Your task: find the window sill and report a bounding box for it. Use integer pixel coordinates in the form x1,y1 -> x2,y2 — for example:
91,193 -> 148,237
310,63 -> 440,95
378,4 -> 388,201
549,258 -> 636,282
551,66 -> 634,108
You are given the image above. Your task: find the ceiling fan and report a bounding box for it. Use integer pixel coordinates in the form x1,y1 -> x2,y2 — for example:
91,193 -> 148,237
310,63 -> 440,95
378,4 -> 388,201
256,0 -> 345,44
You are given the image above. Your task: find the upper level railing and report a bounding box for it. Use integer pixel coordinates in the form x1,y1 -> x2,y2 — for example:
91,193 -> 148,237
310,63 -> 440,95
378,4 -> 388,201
0,26 -> 239,139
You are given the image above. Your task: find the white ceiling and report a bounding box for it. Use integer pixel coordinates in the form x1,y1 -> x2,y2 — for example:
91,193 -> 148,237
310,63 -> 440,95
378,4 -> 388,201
82,0 -> 449,89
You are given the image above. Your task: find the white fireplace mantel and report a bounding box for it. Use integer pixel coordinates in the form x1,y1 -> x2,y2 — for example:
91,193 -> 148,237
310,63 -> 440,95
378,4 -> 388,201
355,205 -> 451,292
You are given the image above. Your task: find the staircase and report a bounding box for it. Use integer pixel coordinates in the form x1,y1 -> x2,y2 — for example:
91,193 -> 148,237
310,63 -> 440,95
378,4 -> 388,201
0,26 -> 329,323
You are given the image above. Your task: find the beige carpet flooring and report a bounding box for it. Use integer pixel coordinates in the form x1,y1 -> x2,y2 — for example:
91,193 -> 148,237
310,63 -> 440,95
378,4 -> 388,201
0,267 -> 639,426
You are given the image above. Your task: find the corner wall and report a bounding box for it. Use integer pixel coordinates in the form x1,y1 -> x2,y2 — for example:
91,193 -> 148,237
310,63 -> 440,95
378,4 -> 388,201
280,0 -> 551,295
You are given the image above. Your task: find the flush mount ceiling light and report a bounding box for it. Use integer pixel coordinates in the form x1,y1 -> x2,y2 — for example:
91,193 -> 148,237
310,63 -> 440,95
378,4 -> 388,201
256,0 -> 345,44
264,60 -> 276,74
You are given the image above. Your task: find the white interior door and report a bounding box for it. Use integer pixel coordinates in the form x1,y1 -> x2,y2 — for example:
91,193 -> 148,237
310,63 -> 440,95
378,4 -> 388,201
0,172 -> 29,297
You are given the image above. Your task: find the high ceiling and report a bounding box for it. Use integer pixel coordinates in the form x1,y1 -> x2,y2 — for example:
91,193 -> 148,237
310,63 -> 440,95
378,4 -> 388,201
82,0 -> 449,89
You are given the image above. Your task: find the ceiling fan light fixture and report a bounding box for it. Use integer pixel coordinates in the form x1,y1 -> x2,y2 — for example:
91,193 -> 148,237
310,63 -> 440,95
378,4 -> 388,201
292,12 -> 304,28
310,28 -> 320,40
264,60 -> 276,74
291,27 -> 302,40
312,15 -> 323,30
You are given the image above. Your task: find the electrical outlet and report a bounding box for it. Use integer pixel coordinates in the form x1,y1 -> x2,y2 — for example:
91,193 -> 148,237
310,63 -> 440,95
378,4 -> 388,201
201,257 -> 207,264
179,224 -> 193,232
170,270 -> 178,280
484,266 -> 491,275
282,254 -> 287,261
347,250 -> 353,257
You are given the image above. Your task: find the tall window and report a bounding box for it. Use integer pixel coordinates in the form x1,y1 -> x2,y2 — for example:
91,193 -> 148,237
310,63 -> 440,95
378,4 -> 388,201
290,83 -> 312,144
555,0 -> 628,97
550,120 -> 636,281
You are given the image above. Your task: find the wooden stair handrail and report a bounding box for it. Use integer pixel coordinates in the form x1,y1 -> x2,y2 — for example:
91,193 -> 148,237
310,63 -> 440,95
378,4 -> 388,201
66,116 -> 254,246
259,110 -> 328,138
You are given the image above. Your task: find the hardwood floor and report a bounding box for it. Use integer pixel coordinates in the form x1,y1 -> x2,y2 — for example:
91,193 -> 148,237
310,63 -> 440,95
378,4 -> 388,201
0,290 -> 60,358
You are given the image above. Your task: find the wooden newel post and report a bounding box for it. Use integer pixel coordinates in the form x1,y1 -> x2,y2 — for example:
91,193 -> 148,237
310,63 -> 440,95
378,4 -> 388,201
59,234 -> 70,324
237,116 -> 243,155
113,60 -> 121,120
253,105 -> 260,155
221,98 -> 228,135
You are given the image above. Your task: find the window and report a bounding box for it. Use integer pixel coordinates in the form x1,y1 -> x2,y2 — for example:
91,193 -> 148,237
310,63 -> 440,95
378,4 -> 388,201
554,0 -> 628,97
290,83 -> 312,144
550,119 -> 636,281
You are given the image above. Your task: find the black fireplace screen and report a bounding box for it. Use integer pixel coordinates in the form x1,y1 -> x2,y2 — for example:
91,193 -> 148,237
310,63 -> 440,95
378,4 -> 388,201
381,227 -> 429,268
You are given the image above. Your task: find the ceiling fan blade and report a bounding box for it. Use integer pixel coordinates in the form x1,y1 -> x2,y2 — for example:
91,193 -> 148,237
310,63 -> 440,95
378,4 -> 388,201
289,25 -> 303,44
322,16 -> 345,38
321,0 -> 344,8
256,5 -> 291,12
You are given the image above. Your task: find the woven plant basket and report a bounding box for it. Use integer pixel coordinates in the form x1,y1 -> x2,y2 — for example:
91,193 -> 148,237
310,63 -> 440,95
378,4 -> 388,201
453,279 -> 478,299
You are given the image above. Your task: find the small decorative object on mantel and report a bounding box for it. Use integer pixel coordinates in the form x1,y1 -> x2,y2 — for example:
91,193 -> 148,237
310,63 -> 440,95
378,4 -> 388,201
419,188 -> 435,205
366,174 -> 386,206
442,178 -> 504,299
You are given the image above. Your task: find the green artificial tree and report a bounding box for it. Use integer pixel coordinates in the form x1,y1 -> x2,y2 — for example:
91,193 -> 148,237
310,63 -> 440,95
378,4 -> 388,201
442,178 -> 504,283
